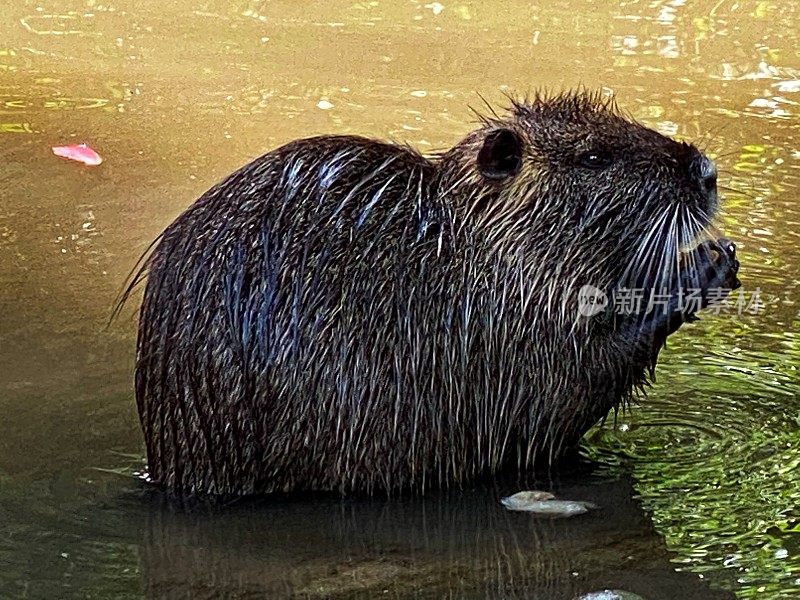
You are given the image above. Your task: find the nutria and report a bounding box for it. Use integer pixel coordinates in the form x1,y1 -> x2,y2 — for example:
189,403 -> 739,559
124,91 -> 740,497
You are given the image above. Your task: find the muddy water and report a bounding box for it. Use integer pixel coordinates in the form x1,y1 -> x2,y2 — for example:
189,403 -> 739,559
0,0 -> 798,598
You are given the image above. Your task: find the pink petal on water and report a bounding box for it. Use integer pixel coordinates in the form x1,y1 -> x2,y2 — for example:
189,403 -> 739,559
52,143 -> 103,166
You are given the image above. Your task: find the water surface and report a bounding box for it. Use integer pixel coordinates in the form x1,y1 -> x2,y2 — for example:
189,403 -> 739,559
1,0 -> 798,598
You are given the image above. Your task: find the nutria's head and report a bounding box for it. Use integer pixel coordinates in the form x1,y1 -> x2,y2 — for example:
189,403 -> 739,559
440,91 -> 721,310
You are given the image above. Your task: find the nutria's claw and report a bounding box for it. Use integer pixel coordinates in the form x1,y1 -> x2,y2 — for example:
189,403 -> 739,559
719,239 -> 741,288
687,237 -> 740,296
716,239 -> 741,290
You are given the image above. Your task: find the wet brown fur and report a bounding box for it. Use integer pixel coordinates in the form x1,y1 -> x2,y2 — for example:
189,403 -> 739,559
124,91 -> 734,497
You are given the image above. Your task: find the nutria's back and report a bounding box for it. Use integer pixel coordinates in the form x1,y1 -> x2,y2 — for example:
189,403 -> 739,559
131,91 -> 739,497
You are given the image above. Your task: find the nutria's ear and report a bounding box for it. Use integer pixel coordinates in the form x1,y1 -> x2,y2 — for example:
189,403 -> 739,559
476,129 -> 524,180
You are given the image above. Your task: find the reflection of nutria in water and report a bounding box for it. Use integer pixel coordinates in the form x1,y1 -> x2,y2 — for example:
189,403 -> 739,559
123,91 -> 740,497
136,476 -> 736,599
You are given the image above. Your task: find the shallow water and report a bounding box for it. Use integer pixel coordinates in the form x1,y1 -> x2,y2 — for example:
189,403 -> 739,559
0,0 -> 798,598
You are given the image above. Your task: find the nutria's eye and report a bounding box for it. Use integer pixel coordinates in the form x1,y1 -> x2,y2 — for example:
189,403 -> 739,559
578,150 -> 614,169
477,129 -> 524,180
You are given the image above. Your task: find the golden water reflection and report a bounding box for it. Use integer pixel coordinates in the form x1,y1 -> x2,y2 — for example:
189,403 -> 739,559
0,0 -> 798,598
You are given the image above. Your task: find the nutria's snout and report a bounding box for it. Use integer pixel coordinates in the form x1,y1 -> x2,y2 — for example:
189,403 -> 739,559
689,148 -> 718,211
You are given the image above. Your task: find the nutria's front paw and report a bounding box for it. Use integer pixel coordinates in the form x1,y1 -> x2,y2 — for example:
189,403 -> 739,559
681,237 -> 741,309
653,237 -> 740,338
613,237 -> 741,350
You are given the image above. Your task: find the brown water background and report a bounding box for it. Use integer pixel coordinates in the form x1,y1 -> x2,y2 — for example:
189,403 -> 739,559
0,1 -> 798,598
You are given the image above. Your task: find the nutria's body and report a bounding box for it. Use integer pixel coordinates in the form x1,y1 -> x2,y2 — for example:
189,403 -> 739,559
130,92 -> 739,497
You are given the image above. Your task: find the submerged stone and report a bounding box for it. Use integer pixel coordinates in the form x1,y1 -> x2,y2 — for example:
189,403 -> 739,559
500,490 -> 597,517
575,590 -> 646,600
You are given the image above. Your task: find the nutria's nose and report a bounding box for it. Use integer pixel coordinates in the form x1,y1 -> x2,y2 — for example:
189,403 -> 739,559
690,151 -> 717,195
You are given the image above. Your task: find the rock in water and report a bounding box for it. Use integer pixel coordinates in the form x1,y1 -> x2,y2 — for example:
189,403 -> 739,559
500,491 -> 597,517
